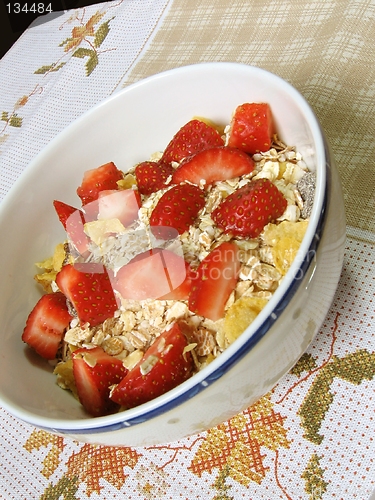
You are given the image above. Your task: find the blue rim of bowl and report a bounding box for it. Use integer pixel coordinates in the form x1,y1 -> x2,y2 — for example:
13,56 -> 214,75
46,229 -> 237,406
46,129 -> 331,436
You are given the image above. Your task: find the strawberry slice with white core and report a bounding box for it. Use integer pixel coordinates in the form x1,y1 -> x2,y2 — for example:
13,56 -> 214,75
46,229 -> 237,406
189,242 -> 241,321
172,146 -> 254,188
72,346 -> 128,417
111,248 -> 190,301
56,263 -> 119,327
97,189 -> 141,227
22,292 -> 72,360
110,323 -> 193,409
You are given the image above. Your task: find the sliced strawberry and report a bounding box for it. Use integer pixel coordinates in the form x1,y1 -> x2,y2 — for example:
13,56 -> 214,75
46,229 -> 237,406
159,261 -> 194,300
111,248 -> 191,301
76,162 -> 124,205
72,346 -> 128,417
172,146 -> 254,187
53,200 -> 91,255
212,178 -> 287,238
56,263 -> 118,327
189,242 -> 241,321
227,102 -> 275,154
135,161 -> 174,195
110,323 -> 193,409
149,184 -> 205,238
98,189 -> 141,227
53,200 -> 79,229
22,292 -> 72,360
161,119 -> 224,164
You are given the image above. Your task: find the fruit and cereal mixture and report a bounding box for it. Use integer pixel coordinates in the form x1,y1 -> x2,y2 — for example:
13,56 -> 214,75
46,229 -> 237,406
22,103 -> 314,417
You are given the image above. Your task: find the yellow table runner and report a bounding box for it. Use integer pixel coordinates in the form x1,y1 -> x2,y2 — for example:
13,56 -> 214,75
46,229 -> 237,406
0,0 -> 374,498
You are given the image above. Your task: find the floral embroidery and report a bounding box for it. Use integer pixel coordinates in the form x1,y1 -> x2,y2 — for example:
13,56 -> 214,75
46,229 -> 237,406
298,349 -> 375,445
24,429 -> 65,479
1,84 -> 42,135
64,444 -> 140,496
35,10 -> 115,76
302,454 -> 328,500
189,396 -> 290,486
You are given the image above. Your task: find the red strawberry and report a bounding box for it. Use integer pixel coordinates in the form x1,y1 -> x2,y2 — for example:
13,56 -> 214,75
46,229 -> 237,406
112,248 -> 192,301
72,346 -> 128,417
56,263 -> 119,327
76,162 -> 123,205
110,323 -> 193,409
53,200 -> 91,255
160,262 -> 194,300
212,178 -> 287,238
189,242 -> 241,321
172,146 -> 254,187
22,292 -> 72,360
135,161 -> 174,195
227,103 -> 275,154
161,119 -> 224,164
150,184 -> 205,238
97,188 -> 141,227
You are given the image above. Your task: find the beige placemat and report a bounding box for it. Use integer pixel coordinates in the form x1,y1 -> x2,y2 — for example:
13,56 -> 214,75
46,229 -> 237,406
122,0 -> 375,236
1,1 -> 375,499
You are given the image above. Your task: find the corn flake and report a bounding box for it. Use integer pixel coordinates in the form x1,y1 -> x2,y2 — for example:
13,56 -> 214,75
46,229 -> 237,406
224,296 -> 268,344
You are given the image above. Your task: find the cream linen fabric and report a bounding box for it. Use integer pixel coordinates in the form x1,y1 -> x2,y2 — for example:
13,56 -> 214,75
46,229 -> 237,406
1,0 -> 375,499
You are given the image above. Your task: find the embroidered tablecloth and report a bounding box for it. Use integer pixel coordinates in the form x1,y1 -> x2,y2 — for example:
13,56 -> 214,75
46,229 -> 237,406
1,1 -> 375,498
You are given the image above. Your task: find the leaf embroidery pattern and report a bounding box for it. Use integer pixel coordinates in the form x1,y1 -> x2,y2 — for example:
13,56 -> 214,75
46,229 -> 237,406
35,12 -> 114,76
189,395 -> 290,487
24,429 -> 142,497
298,349 -> 375,444
1,111 -> 22,128
290,352 -> 317,377
72,47 -> 99,77
40,475 -> 80,500
65,443 -> 141,496
34,62 -> 66,75
24,429 -> 65,479
1,94 -> 31,132
211,465 -> 234,500
301,454 -> 328,500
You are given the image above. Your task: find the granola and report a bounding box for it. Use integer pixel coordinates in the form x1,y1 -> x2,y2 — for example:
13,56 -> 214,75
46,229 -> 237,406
38,138 -> 313,382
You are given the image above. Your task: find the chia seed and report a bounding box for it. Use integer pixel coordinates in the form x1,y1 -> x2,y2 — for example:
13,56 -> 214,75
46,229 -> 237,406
297,172 -> 316,219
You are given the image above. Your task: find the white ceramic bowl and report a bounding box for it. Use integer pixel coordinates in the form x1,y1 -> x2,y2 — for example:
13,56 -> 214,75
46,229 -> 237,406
0,63 -> 346,446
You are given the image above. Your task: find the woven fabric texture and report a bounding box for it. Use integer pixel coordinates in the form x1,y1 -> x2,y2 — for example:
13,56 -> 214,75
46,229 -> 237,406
0,0 -> 375,498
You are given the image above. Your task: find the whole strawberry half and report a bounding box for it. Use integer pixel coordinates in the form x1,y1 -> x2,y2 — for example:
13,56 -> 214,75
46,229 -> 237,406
150,183 -> 205,238
189,242 -> 241,321
72,346 -> 128,417
161,119 -> 224,164
77,162 -> 123,205
172,146 -> 254,188
227,102 -> 275,154
110,323 -> 193,409
212,178 -> 287,238
56,263 -> 118,327
135,161 -> 174,195
22,292 -> 72,360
